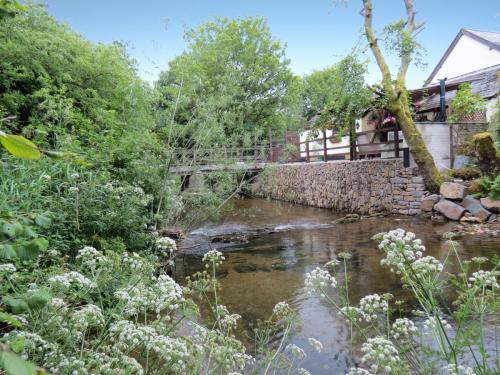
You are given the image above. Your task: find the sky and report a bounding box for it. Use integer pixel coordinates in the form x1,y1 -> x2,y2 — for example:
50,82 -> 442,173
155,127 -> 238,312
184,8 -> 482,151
39,0 -> 500,89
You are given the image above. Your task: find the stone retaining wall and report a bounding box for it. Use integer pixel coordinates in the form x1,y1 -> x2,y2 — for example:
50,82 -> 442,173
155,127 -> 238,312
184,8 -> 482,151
250,159 -> 427,215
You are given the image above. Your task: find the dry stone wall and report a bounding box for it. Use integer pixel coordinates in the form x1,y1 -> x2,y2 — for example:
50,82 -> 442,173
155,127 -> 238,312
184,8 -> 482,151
251,159 -> 427,215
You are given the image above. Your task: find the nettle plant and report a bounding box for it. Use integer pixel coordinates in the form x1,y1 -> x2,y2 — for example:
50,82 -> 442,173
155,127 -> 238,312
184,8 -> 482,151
305,229 -> 499,375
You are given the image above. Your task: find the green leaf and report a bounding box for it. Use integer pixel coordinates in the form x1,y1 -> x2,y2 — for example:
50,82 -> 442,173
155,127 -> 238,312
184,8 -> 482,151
0,350 -> 37,375
1,222 -> 22,237
34,214 -> 51,228
3,296 -> 29,314
0,312 -> 23,328
16,238 -> 48,260
9,336 -> 26,354
0,134 -> 41,160
26,290 -> 51,310
0,244 -> 17,259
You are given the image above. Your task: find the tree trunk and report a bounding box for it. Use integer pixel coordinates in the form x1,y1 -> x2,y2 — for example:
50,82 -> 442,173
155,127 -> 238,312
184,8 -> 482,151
473,132 -> 500,177
391,94 -> 443,192
362,0 -> 443,193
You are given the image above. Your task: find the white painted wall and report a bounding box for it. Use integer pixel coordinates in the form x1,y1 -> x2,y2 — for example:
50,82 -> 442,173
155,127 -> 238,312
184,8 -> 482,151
429,34 -> 500,84
413,123 -> 451,171
486,96 -> 498,121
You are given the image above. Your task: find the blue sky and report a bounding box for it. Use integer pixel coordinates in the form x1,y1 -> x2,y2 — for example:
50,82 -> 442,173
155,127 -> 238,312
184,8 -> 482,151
40,1 -> 499,89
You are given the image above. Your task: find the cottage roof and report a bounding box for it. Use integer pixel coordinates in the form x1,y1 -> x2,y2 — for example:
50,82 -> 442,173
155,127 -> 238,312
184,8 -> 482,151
412,64 -> 500,113
424,28 -> 500,86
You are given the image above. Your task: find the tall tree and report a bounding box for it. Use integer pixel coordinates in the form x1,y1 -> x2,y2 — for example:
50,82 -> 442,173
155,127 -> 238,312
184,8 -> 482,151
361,0 -> 443,192
156,17 -> 302,147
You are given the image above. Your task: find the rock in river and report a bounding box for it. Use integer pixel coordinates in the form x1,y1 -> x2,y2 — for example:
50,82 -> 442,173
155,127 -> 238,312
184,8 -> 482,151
480,197 -> 500,214
440,182 -> 467,200
434,199 -> 466,220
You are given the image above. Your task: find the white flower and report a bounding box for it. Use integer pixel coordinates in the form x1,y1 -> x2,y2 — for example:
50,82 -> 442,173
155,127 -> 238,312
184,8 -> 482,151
361,337 -> 400,374
358,294 -> 388,322
468,270 -> 499,289
308,337 -> 323,353
70,304 -> 105,338
412,256 -> 443,277
70,173 -> 80,179
0,263 -> 16,274
298,369 -> 312,375
202,250 -> 225,266
114,274 -> 184,317
374,229 -> 425,274
444,364 -> 477,375
391,318 -> 417,340
286,344 -> 306,359
156,237 -> 177,253
68,186 -> 79,193
305,267 -> 337,295
76,246 -> 107,268
346,368 -> 374,375
48,271 -> 95,290
273,301 -> 292,319
423,316 -> 452,332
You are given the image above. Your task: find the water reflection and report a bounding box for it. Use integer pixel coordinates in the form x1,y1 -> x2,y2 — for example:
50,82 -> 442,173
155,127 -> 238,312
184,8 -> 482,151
177,198 -> 499,374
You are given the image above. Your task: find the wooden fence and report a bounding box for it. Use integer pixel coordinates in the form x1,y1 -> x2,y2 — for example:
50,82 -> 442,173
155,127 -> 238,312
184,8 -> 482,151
300,125 -> 403,162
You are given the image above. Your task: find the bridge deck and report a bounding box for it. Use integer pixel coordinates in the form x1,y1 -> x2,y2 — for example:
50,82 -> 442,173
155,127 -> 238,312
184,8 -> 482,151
169,162 -> 271,174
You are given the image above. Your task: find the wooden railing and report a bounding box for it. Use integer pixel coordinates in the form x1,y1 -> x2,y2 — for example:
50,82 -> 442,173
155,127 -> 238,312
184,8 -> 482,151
301,125 -> 403,162
171,146 -> 271,166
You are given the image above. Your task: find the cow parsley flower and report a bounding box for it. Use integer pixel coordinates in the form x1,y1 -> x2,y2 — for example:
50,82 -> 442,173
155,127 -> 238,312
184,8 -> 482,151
468,270 -> 499,289
444,364 -> 476,375
391,318 -> 417,340
305,267 -> 337,296
286,344 -> 306,359
273,301 -> 292,320
48,271 -> 95,290
297,369 -> 312,375
122,252 -> 145,270
423,316 -> 452,332
156,237 -> 177,254
308,337 -> 323,353
411,256 -> 443,277
374,229 -> 425,274
76,246 -> 107,268
202,250 -> 225,266
0,263 -> 16,274
359,294 -> 388,322
346,368 -> 374,375
361,337 -> 400,374
70,304 -> 105,338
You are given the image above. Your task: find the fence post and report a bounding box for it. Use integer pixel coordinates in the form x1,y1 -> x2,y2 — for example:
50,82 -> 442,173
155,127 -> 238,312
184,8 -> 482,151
349,130 -> 355,160
322,129 -> 328,162
449,123 -> 455,169
306,140 -> 310,163
268,127 -> 273,162
394,125 -> 400,158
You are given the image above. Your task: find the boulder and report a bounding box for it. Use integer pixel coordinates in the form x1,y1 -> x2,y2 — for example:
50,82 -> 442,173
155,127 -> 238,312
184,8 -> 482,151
460,195 -> 481,209
465,203 -> 491,222
460,213 -> 482,224
480,197 -> 500,214
440,182 -> 467,200
421,194 -> 440,212
434,200 -> 467,220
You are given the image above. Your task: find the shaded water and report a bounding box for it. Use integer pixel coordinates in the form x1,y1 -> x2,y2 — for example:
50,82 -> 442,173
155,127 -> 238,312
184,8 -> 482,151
176,198 -> 499,374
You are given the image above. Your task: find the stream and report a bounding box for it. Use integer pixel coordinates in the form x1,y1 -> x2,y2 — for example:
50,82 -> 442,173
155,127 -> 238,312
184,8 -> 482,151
176,198 -> 500,374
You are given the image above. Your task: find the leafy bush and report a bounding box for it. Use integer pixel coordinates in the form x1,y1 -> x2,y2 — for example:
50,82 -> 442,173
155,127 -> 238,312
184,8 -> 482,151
479,175 -> 500,200
449,83 -> 487,123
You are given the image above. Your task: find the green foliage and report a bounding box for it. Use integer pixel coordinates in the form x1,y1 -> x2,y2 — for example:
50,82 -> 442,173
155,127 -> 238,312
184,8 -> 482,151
382,19 -> 426,68
156,17 -> 302,147
449,83 -> 487,123
0,211 -> 50,260
479,175 -> 500,200
0,0 -> 26,19
310,55 -> 372,134
0,131 -> 41,159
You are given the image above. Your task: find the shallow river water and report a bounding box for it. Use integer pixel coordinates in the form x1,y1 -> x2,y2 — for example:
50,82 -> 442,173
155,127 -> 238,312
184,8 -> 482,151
176,198 -> 499,374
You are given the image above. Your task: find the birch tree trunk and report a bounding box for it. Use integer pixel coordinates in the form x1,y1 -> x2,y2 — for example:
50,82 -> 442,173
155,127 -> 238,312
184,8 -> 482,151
362,0 -> 443,192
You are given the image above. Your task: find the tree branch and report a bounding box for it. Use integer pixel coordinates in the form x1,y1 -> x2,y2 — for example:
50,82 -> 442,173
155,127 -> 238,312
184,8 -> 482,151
396,0 -> 417,84
362,0 -> 393,93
